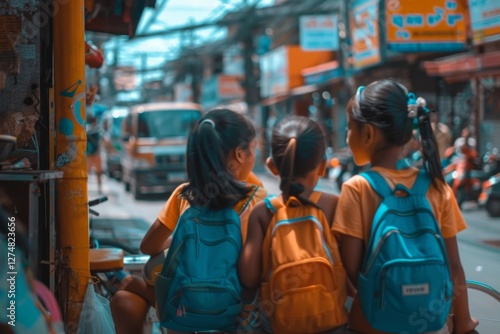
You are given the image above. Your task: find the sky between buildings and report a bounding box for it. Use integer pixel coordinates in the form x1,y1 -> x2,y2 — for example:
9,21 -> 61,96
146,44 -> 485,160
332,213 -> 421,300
102,0 -> 275,83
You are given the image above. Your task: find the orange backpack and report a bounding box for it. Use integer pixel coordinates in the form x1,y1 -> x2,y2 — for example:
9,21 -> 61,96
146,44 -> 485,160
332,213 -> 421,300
260,192 -> 348,333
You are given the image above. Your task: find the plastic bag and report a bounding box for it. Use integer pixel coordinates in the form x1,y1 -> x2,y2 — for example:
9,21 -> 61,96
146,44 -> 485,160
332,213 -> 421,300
77,281 -> 116,334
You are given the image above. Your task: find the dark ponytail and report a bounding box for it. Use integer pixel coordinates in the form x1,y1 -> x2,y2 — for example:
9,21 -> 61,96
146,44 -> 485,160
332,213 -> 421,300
278,138 -> 303,197
181,109 -> 255,210
416,100 -> 445,186
272,116 -> 326,207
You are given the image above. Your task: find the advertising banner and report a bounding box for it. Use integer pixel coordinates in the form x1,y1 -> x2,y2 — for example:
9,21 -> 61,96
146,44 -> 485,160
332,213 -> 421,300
350,0 -> 382,70
260,46 -> 289,98
469,0 -> 500,44
300,15 -> 339,51
386,0 -> 467,52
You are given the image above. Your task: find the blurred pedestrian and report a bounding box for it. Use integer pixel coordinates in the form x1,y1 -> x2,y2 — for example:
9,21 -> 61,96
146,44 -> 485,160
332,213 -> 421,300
86,115 -> 103,193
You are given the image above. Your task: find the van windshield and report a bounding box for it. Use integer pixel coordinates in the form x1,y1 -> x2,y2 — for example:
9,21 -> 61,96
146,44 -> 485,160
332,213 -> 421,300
110,116 -> 125,138
137,109 -> 201,138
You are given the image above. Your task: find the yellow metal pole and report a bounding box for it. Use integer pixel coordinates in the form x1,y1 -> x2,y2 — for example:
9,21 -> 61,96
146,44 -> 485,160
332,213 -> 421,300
53,0 -> 88,332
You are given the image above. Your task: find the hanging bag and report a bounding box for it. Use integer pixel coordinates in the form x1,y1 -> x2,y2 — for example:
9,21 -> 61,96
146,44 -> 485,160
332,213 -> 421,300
77,280 -> 116,334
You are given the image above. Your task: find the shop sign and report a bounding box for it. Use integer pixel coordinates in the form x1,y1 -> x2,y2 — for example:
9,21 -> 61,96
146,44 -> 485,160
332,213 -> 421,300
223,45 -> 244,76
174,83 -> 192,102
260,46 -> 289,98
350,0 -> 382,70
202,75 -> 244,108
218,75 -> 244,99
386,0 -> 467,52
469,0 -> 500,44
304,66 -> 344,85
300,15 -> 339,51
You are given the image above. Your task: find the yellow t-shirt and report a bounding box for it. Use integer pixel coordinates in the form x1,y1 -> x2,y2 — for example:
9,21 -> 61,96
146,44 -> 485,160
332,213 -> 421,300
157,181 -> 267,244
332,167 -> 466,334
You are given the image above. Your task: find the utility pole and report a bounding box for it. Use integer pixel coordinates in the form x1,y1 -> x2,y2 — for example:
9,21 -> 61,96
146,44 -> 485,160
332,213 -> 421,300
241,5 -> 259,117
339,0 -> 354,96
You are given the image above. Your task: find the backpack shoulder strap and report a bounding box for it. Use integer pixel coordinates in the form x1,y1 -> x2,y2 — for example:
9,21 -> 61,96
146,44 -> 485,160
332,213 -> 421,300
410,170 -> 431,197
263,196 -> 282,215
360,170 -> 393,199
235,185 -> 260,215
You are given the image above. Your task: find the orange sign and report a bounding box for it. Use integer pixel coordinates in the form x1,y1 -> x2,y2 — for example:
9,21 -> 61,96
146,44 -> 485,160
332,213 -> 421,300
386,0 -> 467,51
218,75 -> 244,99
350,0 -> 382,69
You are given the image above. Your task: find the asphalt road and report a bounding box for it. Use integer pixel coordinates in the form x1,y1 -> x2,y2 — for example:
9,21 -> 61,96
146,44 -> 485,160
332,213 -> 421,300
89,171 -> 500,333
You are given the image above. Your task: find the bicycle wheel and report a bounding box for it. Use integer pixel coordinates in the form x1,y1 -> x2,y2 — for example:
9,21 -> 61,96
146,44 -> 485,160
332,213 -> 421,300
466,280 -> 500,333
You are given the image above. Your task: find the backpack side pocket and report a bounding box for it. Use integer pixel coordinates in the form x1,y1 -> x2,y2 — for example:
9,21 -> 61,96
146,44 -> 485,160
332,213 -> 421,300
154,273 -> 172,322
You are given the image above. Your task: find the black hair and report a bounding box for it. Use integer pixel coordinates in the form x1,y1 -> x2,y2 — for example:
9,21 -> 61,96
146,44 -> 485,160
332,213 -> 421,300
271,116 -> 326,205
349,79 -> 444,185
180,108 -> 256,210
417,104 -> 445,185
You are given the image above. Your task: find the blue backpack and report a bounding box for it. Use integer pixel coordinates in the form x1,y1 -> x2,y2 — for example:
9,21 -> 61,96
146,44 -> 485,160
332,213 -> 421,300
154,199 -> 250,332
358,170 -> 453,333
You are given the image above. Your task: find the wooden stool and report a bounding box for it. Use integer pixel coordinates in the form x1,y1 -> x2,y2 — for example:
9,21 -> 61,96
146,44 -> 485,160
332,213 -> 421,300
89,248 -> 125,272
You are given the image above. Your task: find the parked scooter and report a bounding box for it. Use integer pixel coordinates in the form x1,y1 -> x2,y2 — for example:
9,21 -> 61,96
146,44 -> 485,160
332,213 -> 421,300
444,146 -> 500,208
479,173 -> 500,217
328,148 -> 366,192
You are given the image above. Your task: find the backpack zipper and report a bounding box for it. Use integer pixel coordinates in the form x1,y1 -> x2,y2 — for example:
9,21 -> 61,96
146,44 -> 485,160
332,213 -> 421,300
174,284 -> 241,316
194,218 -> 200,259
272,216 -> 334,265
164,237 -> 191,277
362,229 -> 446,276
370,208 -> 440,245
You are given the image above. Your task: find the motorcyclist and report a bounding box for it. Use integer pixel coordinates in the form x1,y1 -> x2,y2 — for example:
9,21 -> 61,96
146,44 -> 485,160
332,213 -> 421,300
447,127 -> 479,199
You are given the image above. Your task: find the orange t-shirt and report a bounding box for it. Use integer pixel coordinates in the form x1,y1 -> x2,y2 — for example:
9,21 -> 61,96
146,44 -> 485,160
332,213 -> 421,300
157,181 -> 267,244
332,167 -> 467,334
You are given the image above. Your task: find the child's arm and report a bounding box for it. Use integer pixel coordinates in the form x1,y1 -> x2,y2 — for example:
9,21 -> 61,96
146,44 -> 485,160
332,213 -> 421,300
444,236 -> 478,334
140,219 -> 173,255
238,202 -> 267,289
339,234 -> 364,288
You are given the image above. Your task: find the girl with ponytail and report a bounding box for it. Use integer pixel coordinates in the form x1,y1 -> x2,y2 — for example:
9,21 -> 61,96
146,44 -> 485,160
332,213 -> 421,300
333,79 -> 478,334
239,116 -> 348,333
111,109 -> 267,334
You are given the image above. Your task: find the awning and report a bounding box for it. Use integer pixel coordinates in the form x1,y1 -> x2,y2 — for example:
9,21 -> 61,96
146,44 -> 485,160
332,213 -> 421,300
84,0 -> 156,37
260,94 -> 289,107
301,61 -> 344,86
424,51 -> 500,78
290,84 -> 320,96
301,61 -> 339,77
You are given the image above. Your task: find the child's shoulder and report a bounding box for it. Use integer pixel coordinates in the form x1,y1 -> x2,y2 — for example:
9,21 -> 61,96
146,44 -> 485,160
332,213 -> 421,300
315,191 -> 338,225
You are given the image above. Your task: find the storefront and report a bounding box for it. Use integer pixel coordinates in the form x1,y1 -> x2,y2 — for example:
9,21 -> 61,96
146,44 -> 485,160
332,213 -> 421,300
347,0 -> 471,138
259,45 -> 334,160
289,61 -> 346,149
424,0 -> 500,153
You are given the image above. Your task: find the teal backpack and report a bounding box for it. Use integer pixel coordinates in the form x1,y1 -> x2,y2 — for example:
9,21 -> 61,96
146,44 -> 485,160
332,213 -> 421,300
155,204 -> 246,332
358,170 -> 453,333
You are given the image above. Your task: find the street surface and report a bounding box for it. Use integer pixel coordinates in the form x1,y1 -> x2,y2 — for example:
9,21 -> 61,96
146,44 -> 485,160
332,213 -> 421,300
88,170 -> 500,333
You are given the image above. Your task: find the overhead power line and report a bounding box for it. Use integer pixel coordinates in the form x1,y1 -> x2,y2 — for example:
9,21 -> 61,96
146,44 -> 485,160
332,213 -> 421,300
132,0 -> 337,39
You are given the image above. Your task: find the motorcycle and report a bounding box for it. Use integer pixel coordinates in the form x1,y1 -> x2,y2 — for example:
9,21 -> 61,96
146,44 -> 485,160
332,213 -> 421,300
328,148 -> 366,192
444,146 -> 500,209
478,173 -> 500,217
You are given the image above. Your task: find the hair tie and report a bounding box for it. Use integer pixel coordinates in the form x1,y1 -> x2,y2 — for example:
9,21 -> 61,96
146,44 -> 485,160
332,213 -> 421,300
407,92 -> 420,129
200,119 -> 215,128
416,97 -> 430,114
407,93 -> 418,119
